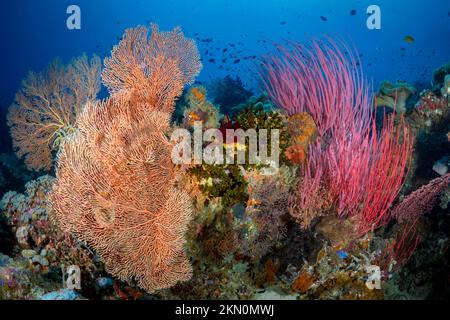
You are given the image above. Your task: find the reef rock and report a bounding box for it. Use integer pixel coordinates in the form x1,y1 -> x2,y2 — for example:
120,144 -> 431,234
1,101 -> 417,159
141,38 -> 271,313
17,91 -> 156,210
376,80 -> 416,113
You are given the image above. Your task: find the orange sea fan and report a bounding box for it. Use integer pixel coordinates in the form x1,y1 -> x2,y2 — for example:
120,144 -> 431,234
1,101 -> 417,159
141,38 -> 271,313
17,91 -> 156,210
102,24 -> 202,114
7,54 -> 101,171
50,96 -> 194,292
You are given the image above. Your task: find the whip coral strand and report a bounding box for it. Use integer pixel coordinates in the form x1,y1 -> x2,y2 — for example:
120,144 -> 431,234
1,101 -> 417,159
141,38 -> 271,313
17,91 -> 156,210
263,39 -> 413,234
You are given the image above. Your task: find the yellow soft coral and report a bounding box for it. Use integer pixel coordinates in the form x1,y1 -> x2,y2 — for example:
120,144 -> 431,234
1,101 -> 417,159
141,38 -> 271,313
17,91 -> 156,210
284,112 -> 318,164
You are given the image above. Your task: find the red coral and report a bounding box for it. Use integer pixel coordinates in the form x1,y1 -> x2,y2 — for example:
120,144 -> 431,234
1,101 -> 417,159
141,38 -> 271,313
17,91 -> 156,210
263,39 -> 413,235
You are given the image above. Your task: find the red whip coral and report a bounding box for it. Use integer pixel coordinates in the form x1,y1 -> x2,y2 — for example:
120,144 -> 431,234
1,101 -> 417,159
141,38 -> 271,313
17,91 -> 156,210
50,97 -> 193,292
261,39 -> 372,137
7,54 -> 101,171
263,39 -> 413,234
102,24 -> 202,114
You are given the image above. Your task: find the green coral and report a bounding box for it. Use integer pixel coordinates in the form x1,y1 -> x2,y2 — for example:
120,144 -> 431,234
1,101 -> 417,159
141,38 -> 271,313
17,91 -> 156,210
189,164 -> 248,208
234,98 -> 290,164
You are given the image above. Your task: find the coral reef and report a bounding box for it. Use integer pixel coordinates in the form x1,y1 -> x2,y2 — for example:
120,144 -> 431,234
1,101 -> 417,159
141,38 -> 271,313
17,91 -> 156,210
392,173 -> 450,223
1,26 -> 449,301
7,55 -> 101,171
432,62 -> 450,94
284,112 -> 318,164
236,165 -> 294,261
50,96 -> 194,294
50,24 -> 201,293
208,75 -> 253,115
376,80 -> 417,113
0,175 -> 98,273
181,85 -> 221,130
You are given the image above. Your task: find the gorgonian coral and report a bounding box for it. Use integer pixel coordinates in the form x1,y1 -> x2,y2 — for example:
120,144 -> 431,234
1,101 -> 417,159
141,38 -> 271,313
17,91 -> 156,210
7,54 -> 101,171
102,24 -> 202,114
50,96 -> 193,293
50,24 -> 201,293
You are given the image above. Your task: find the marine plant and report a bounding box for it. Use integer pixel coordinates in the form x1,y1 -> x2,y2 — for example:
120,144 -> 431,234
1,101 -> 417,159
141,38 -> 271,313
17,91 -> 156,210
7,54 -> 101,171
50,24 -> 202,293
187,98 -> 290,208
189,164 -> 248,208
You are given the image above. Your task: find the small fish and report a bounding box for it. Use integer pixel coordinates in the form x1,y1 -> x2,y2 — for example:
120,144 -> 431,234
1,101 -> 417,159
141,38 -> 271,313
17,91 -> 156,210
403,35 -> 415,43
432,156 -> 449,176
337,250 -> 348,259
350,9 -> 356,15
233,59 -> 241,64
280,21 -> 286,25
222,48 -> 228,53
208,59 -> 216,63
320,16 -> 328,21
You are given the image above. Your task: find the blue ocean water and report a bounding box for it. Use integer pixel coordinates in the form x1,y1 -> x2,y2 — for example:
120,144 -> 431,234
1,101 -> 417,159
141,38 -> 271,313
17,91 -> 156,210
0,0 -> 449,107
0,0 -> 450,101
